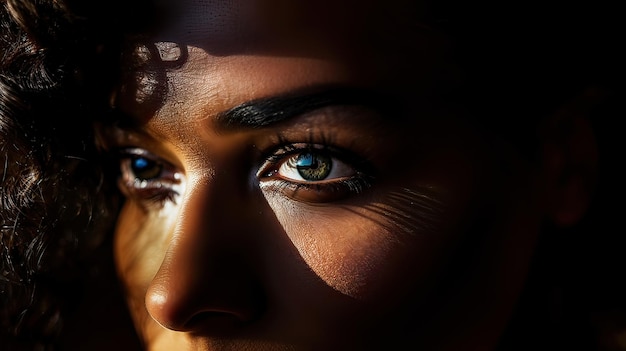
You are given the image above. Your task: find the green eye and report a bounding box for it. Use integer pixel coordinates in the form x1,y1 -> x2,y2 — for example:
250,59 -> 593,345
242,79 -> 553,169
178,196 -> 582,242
275,149 -> 353,183
294,152 -> 332,181
259,143 -> 372,203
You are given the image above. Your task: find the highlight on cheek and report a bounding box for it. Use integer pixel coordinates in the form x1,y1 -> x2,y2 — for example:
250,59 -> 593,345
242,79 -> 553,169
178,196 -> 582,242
260,184 -> 446,299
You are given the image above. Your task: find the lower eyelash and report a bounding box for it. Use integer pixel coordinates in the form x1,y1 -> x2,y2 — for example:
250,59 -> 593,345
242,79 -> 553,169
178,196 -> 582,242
114,148 -> 184,208
265,174 -> 373,202
258,138 -> 377,202
118,178 -> 179,208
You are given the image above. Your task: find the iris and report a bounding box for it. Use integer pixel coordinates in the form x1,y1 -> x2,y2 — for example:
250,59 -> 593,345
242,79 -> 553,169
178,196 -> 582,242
295,152 -> 332,181
131,156 -> 163,180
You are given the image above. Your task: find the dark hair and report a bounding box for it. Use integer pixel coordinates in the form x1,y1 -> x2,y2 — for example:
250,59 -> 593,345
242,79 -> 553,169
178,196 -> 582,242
1,0 -> 623,350
1,0 -> 164,346
0,1 -> 120,348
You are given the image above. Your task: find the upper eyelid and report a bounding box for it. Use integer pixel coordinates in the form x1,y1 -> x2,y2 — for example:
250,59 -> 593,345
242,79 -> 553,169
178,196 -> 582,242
118,147 -> 179,170
118,148 -> 183,181
119,147 -> 163,160
99,123 -> 183,166
257,143 -> 333,170
263,143 -> 332,160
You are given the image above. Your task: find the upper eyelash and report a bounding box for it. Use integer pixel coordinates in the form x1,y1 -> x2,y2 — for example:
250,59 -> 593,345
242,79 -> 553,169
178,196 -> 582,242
115,147 -> 183,206
118,175 -> 179,204
263,143 -> 331,165
261,139 -> 377,176
117,147 -> 161,162
273,130 -> 339,151
259,142 -> 376,193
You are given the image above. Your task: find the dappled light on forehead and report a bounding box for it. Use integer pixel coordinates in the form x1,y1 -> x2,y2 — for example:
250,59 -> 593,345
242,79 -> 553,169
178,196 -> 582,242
155,41 -> 185,62
112,41 -> 190,124
129,45 -> 160,106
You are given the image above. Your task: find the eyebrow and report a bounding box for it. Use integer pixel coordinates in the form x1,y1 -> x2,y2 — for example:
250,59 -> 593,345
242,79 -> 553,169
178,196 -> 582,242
214,86 -> 389,130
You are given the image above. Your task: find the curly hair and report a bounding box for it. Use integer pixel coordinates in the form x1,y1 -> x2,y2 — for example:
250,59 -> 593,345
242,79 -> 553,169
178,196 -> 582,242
1,0 -> 163,346
1,0 -> 623,350
0,0 -> 123,349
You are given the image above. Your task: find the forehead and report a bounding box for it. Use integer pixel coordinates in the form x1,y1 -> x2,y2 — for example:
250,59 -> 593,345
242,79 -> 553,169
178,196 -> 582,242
115,0 -> 454,125
153,0 -> 434,56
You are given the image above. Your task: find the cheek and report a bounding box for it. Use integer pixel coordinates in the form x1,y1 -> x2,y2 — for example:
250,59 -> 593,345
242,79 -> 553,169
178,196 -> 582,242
113,203 -> 177,323
261,186 -> 456,302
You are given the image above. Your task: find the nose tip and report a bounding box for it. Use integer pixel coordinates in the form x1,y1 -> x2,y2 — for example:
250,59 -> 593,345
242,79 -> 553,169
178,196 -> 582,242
145,285 -> 180,331
145,276 -> 260,333
142,180 -> 266,334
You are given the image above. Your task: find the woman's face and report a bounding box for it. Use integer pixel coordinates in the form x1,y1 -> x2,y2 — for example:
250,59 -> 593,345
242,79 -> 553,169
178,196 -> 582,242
104,1 -> 551,350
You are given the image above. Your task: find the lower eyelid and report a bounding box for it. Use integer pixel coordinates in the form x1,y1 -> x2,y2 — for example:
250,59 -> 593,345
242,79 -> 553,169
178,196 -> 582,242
118,177 -> 182,209
259,175 -> 373,203
116,152 -> 185,207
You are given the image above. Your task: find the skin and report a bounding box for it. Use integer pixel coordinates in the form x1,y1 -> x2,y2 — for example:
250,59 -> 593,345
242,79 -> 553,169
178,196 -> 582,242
98,0 -> 596,350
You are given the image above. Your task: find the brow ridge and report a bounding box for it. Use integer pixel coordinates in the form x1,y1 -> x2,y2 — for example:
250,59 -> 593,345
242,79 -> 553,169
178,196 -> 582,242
215,86 -> 386,130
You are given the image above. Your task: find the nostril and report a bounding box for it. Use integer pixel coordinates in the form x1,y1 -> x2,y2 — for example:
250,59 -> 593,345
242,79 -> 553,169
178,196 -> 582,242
183,310 -> 252,333
143,235 -> 266,333
145,280 -> 263,333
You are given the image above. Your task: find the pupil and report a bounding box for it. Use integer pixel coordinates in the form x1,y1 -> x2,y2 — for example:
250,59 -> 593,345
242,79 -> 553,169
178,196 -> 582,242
131,157 -> 162,180
295,152 -> 331,181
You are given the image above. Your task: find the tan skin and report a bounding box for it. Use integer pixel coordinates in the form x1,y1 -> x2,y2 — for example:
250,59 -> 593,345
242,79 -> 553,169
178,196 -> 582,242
96,0 -> 597,350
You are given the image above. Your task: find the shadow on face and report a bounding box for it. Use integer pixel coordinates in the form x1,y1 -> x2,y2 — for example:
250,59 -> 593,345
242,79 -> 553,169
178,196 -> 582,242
93,0 -> 618,350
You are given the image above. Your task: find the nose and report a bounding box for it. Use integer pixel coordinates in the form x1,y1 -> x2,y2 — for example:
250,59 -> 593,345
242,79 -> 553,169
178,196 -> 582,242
144,177 -> 264,332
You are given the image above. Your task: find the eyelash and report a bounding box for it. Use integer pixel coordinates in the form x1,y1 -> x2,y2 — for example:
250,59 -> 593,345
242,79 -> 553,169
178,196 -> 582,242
258,142 -> 375,203
115,140 -> 375,207
117,148 -> 183,208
